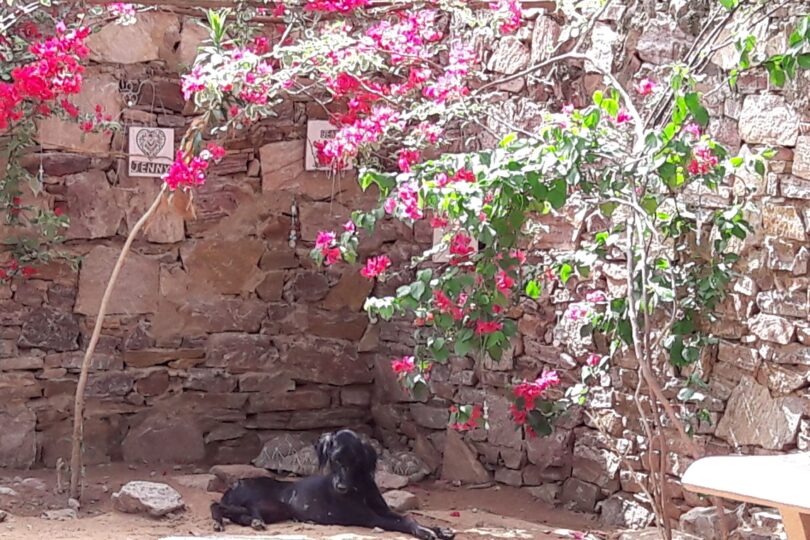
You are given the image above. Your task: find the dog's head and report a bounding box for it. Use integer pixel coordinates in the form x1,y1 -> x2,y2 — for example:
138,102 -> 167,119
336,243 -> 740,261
315,429 -> 377,494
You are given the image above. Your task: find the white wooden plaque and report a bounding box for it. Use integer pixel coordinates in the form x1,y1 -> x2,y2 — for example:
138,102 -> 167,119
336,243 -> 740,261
128,126 -> 175,177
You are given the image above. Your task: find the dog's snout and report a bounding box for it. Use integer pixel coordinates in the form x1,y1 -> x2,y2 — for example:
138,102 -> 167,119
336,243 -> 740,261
335,481 -> 349,493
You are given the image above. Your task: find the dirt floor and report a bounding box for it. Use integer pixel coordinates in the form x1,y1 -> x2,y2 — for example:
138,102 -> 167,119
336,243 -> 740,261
0,463 -> 603,540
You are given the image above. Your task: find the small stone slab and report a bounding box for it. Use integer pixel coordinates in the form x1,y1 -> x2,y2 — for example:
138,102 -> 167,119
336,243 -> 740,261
113,481 -> 185,517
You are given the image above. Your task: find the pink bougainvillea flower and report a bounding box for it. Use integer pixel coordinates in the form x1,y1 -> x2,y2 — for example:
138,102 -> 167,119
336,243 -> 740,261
391,355 -> 415,375
383,197 -> 397,214
449,232 -> 474,257
489,0 -> 522,34
586,353 -> 601,367
305,0 -> 369,13
205,142 -> 226,162
635,77 -> 658,96
450,404 -> 482,431
566,304 -> 590,321
343,220 -> 355,233
562,103 -> 575,114
360,255 -> 391,279
430,215 -> 449,228
615,108 -> 631,124
21,266 -> 37,279
452,167 -> 476,183
475,320 -> 503,335
688,144 -> 719,176
495,270 -> 514,294
397,148 -> 420,172
684,122 -> 701,138
585,290 -> 607,303
322,246 -> 342,265
315,230 -> 336,249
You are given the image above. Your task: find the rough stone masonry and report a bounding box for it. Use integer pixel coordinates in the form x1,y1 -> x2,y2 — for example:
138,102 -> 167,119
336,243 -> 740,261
1,5 -> 810,534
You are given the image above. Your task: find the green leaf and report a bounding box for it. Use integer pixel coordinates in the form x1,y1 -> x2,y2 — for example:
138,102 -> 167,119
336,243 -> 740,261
454,337 -> 474,357
684,92 -> 710,127
754,159 -> 766,176
499,133 -> 517,148
583,109 -> 601,129
559,263 -> 573,284
410,281 -> 426,301
417,269 -> 433,282
718,0 -> 738,8
547,179 -> 567,209
798,54 -> 810,69
526,410 -> 553,437
768,66 -> 787,87
593,90 -> 603,106
729,156 -> 744,167
640,195 -> 658,215
525,280 -> 541,299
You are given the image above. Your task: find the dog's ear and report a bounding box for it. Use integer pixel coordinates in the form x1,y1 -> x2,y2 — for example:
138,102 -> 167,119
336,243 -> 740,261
315,433 -> 332,470
362,442 -> 378,473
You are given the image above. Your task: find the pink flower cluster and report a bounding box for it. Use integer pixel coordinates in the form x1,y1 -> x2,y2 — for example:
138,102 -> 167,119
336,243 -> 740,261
1,23 -> 91,129
108,3 -> 136,18
305,0 -> 370,13
316,106 -> 403,168
360,255 -> 392,279
688,145 -> 719,176
391,355 -> 415,375
489,0 -> 523,34
423,40 -> 476,103
384,181 -> 422,220
365,10 -> 443,64
315,231 -> 342,265
162,143 -> 226,191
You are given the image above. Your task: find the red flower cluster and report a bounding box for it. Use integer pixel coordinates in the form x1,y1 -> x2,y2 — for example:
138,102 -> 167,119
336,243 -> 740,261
450,404 -> 482,431
0,259 -> 36,282
316,106 -> 403,168
475,320 -> 502,335
391,355 -> 415,375
510,371 -> 561,431
435,167 -> 476,187
360,255 -> 391,279
687,145 -> 719,176
449,232 -> 475,257
0,24 -> 91,130
433,290 -> 466,321
397,149 -> 420,172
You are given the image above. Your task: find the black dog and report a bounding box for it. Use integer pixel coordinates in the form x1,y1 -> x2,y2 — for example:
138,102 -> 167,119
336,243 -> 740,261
210,429 -> 454,540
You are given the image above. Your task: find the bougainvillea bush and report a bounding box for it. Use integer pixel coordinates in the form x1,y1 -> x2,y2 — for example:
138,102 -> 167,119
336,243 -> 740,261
176,2 -> 810,441
0,3 -> 118,281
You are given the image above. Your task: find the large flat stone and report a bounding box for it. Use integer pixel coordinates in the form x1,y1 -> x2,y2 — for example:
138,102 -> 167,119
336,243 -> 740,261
122,411 -> 205,463
793,136 -> 810,180
260,140 -> 359,200
0,405 -> 36,468
205,333 -> 279,374
180,238 -> 265,295
739,94 -> 800,146
87,12 -> 181,64
275,336 -> 371,385
441,429 -> 491,484
715,376 -> 803,450
18,307 -> 80,351
64,170 -> 125,240
75,246 -> 160,316
151,298 -> 266,340
38,73 -> 122,153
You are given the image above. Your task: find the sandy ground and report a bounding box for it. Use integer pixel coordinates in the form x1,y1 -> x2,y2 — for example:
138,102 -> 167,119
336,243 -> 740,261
0,464 -> 604,540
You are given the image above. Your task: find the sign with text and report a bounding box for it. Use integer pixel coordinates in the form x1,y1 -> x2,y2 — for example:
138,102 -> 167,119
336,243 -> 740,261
305,119 -> 353,171
128,126 -> 174,178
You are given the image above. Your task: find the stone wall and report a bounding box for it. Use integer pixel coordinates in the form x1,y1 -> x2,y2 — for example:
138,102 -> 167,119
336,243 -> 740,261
0,12 -> 399,471
2,5 -> 810,535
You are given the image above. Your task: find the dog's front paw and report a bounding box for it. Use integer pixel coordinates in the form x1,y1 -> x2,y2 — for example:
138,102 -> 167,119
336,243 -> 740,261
414,526 -> 438,540
212,522 -> 224,532
434,527 -> 456,540
250,518 -> 266,531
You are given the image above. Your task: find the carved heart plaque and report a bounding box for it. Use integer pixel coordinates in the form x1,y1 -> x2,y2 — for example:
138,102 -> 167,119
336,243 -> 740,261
135,128 -> 167,159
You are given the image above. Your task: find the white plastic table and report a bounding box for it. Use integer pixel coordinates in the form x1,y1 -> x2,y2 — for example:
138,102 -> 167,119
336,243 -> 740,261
682,453 -> 810,539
